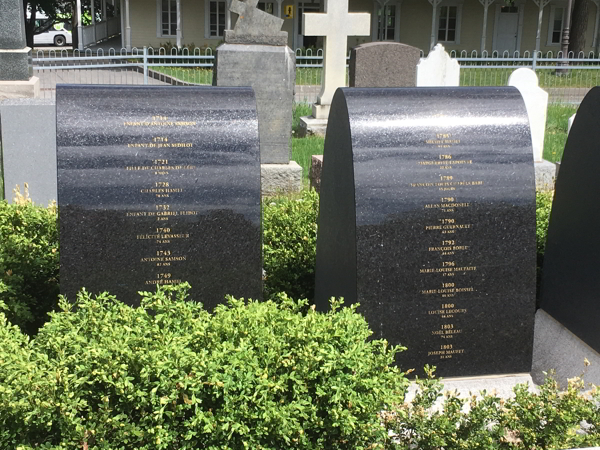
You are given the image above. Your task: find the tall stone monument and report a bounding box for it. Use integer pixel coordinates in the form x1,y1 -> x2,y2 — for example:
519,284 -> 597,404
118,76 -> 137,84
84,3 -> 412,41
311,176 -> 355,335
0,0 -> 40,98
213,0 -> 302,195
297,0 -> 370,136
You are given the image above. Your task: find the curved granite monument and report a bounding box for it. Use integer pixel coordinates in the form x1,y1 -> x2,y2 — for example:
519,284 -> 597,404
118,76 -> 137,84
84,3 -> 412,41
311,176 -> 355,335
315,87 -> 536,377
57,85 -> 262,308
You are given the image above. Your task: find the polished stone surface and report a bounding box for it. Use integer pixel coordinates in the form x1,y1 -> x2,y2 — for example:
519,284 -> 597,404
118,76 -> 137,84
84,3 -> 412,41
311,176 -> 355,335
56,85 -> 262,308
315,87 -> 536,377
540,87 -> 600,353
349,42 -> 420,88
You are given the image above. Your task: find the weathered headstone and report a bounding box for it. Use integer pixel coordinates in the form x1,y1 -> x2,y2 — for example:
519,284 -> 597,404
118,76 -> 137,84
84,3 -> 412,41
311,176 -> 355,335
213,0 -> 302,194
349,42 -> 420,88
508,68 -> 548,163
537,88 -> 600,379
224,0 -> 287,45
56,85 -> 262,308
315,87 -> 536,377
310,155 -> 323,193
0,0 -> 40,97
297,0 -> 370,136
416,44 -> 460,87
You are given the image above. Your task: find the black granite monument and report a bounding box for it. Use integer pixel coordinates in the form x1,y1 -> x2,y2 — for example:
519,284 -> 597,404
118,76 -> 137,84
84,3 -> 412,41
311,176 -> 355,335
56,85 -> 262,308
540,87 -> 600,352
315,87 -> 536,377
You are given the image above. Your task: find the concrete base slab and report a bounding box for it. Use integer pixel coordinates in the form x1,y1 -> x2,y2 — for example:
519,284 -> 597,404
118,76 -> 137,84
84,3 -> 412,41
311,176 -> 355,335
0,76 -> 40,99
405,373 -> 536,412
312,103 -> 330,120
261,161 -> 303,196
534,159 -> 558,191
297,115 -> 328,138
532,309 -> 600,388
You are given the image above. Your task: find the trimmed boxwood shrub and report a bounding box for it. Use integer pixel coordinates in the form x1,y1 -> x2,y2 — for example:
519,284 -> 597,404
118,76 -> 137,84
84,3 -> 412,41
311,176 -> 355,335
263,189 -> 318,301
536,190 -> 553,305
0,284 -> 409,450
0,195 -> 59,335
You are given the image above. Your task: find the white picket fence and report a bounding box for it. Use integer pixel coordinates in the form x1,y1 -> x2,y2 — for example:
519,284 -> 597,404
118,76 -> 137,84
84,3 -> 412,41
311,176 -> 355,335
32,47 -> 600,103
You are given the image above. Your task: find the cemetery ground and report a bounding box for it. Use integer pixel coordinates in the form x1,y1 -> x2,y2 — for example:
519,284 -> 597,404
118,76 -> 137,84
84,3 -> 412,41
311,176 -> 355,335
0,102 -> 598,449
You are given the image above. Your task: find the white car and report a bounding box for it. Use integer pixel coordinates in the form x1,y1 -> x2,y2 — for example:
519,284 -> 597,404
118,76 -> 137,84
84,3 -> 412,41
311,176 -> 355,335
32,13 -> 72,47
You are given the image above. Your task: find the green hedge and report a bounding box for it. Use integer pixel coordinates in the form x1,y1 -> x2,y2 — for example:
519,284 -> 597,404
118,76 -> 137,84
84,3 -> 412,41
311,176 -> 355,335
536,190 -> 553,305
0,284 -> 408,449
0,197 -> 59,335
262,190 -> 318,302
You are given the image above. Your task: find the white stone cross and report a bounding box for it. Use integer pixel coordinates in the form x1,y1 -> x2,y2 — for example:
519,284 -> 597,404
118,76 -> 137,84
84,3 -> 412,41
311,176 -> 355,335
303,0 -> 370,119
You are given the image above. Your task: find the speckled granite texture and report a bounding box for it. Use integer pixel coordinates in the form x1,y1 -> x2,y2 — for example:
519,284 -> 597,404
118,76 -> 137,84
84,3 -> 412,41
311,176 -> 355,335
56,85 -> 262,308
540,87 -> 600,353
349,42 -> 420,88
315,87 -> 536,377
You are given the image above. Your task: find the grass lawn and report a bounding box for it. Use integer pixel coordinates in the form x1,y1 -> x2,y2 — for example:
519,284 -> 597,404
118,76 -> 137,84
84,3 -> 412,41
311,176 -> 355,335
150,66 -> 323,86
292,136 -> 324,181
291,102 -> 324,184
544,103 -> 578,162
150,66 -> 213,84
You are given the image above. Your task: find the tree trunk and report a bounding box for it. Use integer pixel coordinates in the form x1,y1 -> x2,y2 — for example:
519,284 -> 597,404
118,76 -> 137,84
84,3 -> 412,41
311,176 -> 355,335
23,0 -> 37,48
71,0 -> 79,49
569,0 -> 589,56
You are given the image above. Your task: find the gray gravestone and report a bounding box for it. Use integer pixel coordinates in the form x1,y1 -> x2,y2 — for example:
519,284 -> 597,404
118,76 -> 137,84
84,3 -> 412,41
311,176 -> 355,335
349,42 -> 420,88
213,0 -> 295,165
0,0 -> 32,81
0,99 -> 57,204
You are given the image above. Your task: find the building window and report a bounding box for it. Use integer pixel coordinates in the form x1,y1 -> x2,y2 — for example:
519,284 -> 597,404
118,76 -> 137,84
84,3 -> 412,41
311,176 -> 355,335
547,5 -> 565,45
377,4 -> 397,41
438,5 -> 457,42
257,1 -> 274,14
209,0 -> 226,37
161,0 -> 177,36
